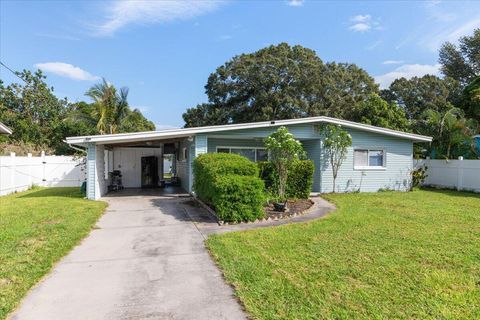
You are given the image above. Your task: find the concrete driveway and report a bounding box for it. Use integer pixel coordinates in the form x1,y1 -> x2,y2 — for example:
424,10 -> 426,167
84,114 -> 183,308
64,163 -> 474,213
10,191 -> 246,320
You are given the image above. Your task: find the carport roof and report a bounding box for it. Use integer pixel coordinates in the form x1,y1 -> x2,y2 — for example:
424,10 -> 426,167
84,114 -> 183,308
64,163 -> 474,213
65,116 -> 432,146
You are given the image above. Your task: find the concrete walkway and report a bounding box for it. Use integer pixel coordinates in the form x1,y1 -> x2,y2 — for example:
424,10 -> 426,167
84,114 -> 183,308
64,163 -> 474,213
10,192 -> 246,320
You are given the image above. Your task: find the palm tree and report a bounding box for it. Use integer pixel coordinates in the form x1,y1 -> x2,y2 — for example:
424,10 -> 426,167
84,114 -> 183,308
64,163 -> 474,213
423,107 -> 475,159
86,79 -> 130,134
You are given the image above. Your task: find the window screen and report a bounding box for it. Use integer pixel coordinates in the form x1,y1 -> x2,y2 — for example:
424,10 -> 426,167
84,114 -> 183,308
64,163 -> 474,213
231,148 -> 256,162
369,150 -> 384,167
354,149 -> 385,168
217,148 -> 230,153
354,150 -> 368,167
256,149 -> 268,161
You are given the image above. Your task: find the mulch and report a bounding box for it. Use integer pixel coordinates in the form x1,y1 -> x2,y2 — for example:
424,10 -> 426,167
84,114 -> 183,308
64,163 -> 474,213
264,198 -> 314,220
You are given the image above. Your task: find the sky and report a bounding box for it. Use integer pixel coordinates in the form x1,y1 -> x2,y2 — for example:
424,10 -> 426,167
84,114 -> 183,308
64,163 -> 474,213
1,0 -> 480,129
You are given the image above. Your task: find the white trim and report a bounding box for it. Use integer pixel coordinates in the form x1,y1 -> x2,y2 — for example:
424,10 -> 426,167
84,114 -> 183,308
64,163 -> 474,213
216,146 -> 267,162
65,116 -> 433,145
353,148 -> 387,170
0,121 -> 12,135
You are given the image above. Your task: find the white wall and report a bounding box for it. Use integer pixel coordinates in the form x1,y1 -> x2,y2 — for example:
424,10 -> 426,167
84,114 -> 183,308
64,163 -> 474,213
0,152 -> 86,196
414,159 -> 480,192
112,147 -> 162,188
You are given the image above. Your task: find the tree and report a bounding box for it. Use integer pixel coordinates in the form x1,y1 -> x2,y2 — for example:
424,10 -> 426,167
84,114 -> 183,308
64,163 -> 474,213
264,126 -> 305,201
420,108 -> 477,159
312,62 -> 379,119
439,28 -> 480,85
320,124 -> 352,193
460,76 -> 480,123
382,75 -> 461,122
183,43 -> 378,127
0,70 -> 69,153
85,79 -> 154,134
349,93 -> 409,131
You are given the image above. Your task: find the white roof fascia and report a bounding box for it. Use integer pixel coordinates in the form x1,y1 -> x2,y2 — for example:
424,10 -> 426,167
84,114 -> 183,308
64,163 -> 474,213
65,116 -> 432,145
0,122 -> 12,135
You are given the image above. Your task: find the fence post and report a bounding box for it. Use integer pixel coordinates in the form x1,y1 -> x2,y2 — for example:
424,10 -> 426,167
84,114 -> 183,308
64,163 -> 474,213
27,153 -> 33,188
41,151 -> 46,187
457,156 -> 463,191
10,152 -> 15,193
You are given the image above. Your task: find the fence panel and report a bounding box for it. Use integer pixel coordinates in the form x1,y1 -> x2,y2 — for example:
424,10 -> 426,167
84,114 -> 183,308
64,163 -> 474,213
0,153 -> 86,196
414,159 -> 480,192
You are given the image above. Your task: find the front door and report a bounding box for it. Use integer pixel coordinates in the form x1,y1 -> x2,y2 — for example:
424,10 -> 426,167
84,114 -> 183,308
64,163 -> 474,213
141,156 -> 158,188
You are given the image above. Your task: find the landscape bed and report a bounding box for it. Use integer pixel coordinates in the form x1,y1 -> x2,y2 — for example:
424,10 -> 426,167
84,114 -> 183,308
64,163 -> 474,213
206,189 -> 480,319
0,187 -> 106,319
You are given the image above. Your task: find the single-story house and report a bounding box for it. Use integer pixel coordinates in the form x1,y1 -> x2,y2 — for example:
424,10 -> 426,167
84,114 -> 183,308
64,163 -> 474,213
0,121 -> 12,135
65,116 -> 432,200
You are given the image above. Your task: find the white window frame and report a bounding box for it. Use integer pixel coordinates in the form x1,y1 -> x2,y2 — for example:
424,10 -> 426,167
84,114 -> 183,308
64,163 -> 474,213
216,146 -> 268,162
353,148 -> 386,170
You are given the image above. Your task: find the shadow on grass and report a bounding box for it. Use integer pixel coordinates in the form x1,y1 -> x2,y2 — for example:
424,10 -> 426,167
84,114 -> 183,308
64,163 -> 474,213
18,187 -> 83,199
420,187 -> 480,199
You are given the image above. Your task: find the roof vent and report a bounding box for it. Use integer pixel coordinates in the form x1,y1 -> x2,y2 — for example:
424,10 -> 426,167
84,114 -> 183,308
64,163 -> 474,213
270,120 -> 275,124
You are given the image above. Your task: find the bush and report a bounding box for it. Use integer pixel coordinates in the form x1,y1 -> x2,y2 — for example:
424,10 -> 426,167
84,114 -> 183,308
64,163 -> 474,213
193,153 -> 264,222
258,160 -> 314,199
213,175 -> 265,222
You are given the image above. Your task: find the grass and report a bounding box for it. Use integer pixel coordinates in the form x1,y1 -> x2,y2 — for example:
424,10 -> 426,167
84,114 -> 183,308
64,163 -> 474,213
207,189 -> 480,319
0,187 -> 107,319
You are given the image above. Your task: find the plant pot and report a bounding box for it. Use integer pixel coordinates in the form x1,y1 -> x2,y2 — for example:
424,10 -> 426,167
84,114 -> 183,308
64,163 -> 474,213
273,202 -> 287,212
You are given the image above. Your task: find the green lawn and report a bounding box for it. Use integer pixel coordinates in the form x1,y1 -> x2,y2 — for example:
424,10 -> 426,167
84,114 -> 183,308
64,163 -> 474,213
0,187 -> 107,319
207,189 -> 480,319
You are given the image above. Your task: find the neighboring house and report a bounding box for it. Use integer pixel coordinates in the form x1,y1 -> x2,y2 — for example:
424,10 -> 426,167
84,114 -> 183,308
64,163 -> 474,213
474,135 -> 480,156
66,116 -> 432,200
0,121 -> 12,135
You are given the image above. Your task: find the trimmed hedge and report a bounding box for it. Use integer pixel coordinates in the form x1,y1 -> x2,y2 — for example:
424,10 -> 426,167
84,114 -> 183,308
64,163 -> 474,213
193,153 -> 265,223
258,160 -> 314,199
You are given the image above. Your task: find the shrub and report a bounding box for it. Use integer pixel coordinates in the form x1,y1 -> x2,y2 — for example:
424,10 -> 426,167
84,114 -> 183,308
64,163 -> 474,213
193,153 -> 265,222
213,175 -> 265,222
193,153 -> 258,204
258,160 -> 314,199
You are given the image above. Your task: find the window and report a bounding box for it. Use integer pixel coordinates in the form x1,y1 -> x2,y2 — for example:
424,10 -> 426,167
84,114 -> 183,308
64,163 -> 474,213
354,149 -> 385,169
216,147 -> 267,162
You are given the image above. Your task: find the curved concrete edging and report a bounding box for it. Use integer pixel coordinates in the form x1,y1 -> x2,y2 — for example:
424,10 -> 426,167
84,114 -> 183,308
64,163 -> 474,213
187,197 -> 336,236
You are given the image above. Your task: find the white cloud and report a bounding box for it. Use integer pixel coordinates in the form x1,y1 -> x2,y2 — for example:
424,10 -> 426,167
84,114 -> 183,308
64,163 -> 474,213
348,14 -> 381,33
286,0 -> 304,7
382,60 -> 404,65
95,0 -> 225,36
349,23 -> 371,32
35,62 -> 100,81
418,17 -> 480,51
351,14 -> 371,23
375,63 -> 441,88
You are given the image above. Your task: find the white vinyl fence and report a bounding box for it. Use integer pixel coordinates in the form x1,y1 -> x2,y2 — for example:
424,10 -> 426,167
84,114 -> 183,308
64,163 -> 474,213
414,158 -> 480,192
0,152 -> 86,196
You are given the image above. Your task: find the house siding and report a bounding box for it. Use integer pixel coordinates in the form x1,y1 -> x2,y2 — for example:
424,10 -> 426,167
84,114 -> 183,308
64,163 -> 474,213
320,128 -> 413,193
87,143 -> 96,200
176,139 -> 191,192
302,139 -> 321,192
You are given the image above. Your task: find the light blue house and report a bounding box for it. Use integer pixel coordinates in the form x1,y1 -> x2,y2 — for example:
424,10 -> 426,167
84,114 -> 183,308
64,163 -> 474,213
66,116 -> 432,200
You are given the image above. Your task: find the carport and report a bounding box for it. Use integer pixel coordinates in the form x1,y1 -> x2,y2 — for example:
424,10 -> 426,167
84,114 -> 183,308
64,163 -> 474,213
66,130 -> 196,200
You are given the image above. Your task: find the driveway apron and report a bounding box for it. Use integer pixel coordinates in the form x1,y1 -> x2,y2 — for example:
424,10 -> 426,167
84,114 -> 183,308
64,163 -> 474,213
10,194 -> 246,320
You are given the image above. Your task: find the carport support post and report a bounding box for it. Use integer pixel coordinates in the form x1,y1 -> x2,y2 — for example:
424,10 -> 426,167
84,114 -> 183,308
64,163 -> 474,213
190,134 -> 208,193
86,143 -> 97,200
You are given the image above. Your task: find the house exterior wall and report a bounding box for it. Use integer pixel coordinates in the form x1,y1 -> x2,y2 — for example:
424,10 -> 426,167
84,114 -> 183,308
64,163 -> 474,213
302,139 -> 321,192
320,128 -> 413,193
87,143 -> 108,200
84,122 -> 416,199
176,139 -> 191,191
